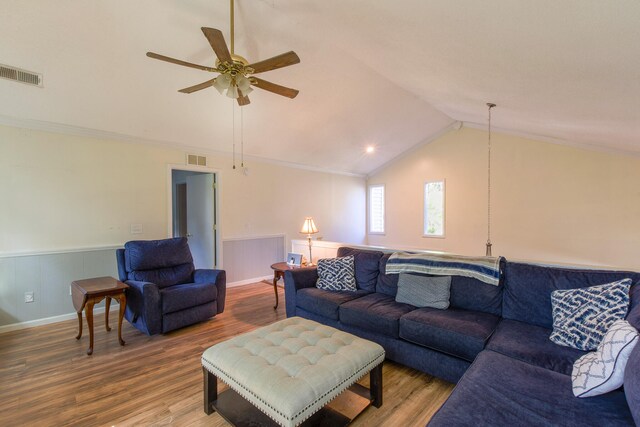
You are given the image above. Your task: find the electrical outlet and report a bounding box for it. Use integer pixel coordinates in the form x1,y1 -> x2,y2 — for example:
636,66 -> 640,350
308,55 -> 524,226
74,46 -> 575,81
69,285 -> 72,296
24,291 -> 34,303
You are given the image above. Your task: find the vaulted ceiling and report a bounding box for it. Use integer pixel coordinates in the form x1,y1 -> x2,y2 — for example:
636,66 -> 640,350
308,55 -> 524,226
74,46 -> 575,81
1,1 -> 638,175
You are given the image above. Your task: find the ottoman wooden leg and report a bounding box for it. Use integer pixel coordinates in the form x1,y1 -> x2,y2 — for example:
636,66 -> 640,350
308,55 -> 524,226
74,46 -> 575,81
370,362 -> 383,408
203,367 -> 218,415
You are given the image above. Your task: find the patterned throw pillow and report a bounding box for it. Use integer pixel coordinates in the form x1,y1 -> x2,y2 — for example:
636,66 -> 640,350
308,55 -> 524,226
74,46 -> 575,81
316,256 -> 357,291
572,320 -> 639,397
395,274 -> 452,309
550,278 -> 632,351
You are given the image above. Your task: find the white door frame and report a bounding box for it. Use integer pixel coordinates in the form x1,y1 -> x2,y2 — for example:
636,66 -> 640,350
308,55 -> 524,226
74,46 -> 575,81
167,164 -> 222,268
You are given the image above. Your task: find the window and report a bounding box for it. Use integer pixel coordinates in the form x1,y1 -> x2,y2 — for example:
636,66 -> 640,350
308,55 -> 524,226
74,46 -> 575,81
368,184 -> 385,234
424,180 -> 445,237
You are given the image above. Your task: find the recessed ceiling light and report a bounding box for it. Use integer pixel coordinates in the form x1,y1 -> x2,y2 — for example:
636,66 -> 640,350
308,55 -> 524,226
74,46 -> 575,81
366,146 -> 375,154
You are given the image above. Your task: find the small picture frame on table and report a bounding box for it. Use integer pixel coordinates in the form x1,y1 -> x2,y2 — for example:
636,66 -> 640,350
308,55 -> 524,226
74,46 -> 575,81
286,252 -> 303,267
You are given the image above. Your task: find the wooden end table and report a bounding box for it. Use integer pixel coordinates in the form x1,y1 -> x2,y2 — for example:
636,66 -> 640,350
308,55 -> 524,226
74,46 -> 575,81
71,276 -> 128,355
270,262 -> 305,310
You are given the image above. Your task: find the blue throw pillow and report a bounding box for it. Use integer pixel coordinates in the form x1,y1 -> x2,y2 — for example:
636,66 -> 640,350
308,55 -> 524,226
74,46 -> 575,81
395,273 -> 451,309
316,256 -> 356,291
550,278 -> 632,351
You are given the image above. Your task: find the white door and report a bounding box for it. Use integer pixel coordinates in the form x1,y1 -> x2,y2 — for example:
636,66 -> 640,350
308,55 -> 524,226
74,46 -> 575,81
186,173 -> 215,269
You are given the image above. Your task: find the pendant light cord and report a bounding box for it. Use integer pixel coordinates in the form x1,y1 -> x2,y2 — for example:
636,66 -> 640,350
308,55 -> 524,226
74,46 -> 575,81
487,106 -> 492,245
486,103 -> 496,255
232,103 -> 236,169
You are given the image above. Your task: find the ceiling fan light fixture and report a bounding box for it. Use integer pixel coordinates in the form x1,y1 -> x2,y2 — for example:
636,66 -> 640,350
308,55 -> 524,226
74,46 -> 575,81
226,85 -> 239,99
236,75 -> 251,92
213,74 -> 231,94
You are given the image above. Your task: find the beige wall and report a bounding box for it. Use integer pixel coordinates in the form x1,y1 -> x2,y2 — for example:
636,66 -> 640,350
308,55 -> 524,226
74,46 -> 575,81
367,127 -> 640,271
0,125 -> 366,256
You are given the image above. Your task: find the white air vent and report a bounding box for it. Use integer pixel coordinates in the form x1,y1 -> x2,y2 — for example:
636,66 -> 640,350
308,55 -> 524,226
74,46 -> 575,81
186,154 -> 207,166
0,64 -> 43,87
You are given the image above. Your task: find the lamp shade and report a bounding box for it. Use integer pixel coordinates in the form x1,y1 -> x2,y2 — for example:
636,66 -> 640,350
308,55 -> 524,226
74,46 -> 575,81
300,217 -> 319,235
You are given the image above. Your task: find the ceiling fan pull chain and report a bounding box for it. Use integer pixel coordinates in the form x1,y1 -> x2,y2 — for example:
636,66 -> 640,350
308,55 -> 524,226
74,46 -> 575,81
232,102 -> 236,169
241,106 -> 244,167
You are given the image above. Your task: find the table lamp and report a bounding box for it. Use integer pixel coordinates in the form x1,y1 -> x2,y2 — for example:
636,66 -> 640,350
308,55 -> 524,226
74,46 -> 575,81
300,217 -> 319,266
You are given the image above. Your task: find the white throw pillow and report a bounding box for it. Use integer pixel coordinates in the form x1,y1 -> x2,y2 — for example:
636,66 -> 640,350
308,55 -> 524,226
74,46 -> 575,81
571,319 -> 639,398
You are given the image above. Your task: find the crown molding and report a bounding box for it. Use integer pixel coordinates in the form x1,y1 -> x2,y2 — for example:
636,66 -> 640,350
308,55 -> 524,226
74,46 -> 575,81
0,114 -> 366,178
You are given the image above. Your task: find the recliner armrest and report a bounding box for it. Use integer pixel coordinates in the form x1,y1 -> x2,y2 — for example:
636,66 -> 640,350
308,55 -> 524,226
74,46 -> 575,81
194,269 -> 227,314
125,280 -> 162,335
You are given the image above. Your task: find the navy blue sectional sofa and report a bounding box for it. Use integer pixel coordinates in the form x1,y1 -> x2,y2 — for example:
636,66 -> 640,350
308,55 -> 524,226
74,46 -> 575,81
284,247 -> 640,426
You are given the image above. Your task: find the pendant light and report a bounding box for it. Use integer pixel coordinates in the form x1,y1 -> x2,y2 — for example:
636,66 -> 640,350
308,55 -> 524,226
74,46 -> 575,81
485,103 -> 496,256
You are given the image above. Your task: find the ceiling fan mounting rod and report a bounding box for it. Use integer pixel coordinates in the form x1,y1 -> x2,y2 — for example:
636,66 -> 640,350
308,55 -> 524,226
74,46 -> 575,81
230,0 -> 234,55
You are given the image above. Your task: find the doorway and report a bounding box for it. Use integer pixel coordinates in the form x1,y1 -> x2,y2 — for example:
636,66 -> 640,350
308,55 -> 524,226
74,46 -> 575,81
170,168 -> 219,269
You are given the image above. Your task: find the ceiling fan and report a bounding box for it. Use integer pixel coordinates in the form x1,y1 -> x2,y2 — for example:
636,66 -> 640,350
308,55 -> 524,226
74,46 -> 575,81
146,0 -> 300,106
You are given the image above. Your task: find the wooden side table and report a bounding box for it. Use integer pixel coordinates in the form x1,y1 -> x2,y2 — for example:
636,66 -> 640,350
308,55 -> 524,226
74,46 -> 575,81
270,262 -> 305,310
71,276 -> 128,355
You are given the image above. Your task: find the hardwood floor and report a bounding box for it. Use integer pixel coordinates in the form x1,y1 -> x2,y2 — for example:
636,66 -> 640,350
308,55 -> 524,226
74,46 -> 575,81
0,283 -> 454,427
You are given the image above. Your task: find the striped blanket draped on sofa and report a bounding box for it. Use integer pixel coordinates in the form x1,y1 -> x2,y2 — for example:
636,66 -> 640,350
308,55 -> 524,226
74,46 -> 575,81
385,251 -> 503,286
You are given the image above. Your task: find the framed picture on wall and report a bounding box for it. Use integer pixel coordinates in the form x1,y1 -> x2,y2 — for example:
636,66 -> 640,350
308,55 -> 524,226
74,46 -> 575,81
286,252 -> 303,267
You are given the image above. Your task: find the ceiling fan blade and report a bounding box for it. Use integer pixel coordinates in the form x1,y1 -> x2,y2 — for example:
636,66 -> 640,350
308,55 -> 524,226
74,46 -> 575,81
201,27 -> 233,63
237,90 -> 251,106
146,52 -> 213,72
248,51 -> 300,74
251,77 -> 299,99
178,78 -> 217,94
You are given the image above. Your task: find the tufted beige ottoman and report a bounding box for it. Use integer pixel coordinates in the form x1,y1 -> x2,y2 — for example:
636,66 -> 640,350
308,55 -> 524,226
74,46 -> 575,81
201,317 -> 385,427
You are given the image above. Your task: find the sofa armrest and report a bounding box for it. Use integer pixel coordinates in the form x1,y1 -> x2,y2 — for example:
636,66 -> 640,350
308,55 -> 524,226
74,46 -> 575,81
284,267 -> 318,317
194,269 -> 227,314
125,280 -> 162,335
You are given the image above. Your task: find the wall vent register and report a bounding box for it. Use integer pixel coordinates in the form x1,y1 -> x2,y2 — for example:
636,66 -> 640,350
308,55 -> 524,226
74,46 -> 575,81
0,64 -> 43,87
187,154 -> 207,166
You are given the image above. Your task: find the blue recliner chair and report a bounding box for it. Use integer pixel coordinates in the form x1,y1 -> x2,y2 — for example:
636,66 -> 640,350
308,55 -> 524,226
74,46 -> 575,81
115,237 -> 226,335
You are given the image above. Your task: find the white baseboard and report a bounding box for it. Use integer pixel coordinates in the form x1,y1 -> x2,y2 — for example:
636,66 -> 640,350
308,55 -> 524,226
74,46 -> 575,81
227,275 -> 273,288
0,306 -> 117,335
0,277 -> 273,334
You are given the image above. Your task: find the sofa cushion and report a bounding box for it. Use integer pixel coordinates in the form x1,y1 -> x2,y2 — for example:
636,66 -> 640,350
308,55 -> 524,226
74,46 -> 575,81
125,237 -> 193,271
627,283 -> 640,330
427,350 -> 635,427
316,256 -> 356,291
127,263 -> 194,289
376,254 -> 399,296
339,293 -> 415,338
449,274 -> 503,316
395,274 -> 451,309
572,320 -> 639,398
337,247 -> 384,292
503,261 -> 640,329
625,343 -> 640,425
296,288 -> 370,320
550,279 -> 631,351
487,319 -> 586,375
160,282 -> 217,314
400,307 -> 500,362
